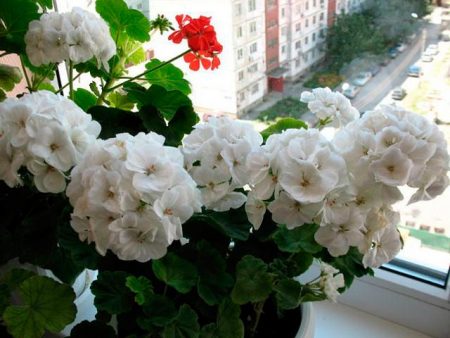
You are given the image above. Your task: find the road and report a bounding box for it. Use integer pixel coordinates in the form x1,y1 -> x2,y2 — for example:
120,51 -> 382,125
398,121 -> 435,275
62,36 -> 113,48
352,13 -> 443,112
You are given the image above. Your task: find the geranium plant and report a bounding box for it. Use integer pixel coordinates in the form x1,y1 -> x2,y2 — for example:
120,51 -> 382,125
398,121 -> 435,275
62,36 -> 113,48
0,1 -> 448,338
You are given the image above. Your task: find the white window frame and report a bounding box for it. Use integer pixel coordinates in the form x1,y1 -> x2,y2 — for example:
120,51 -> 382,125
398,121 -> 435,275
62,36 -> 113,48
248,0 -> 256,12
237,48 -> 244,60
249,42 -> 257,54
249,21 -> 257,34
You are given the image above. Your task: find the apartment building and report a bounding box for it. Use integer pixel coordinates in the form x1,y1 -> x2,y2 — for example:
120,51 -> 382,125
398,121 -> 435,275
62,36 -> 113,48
277,0 -> 328,81
149,0 -> 267,117
125,0 -> 150,19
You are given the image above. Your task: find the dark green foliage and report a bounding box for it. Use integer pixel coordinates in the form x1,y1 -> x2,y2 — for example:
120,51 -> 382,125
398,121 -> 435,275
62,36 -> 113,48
257,97 -> 309,122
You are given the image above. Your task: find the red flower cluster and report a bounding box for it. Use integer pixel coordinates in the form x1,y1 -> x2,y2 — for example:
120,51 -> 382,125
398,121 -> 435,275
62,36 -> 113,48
169,14 -> 223,71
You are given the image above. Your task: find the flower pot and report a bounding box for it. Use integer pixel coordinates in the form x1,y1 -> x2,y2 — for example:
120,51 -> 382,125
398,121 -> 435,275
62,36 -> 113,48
296,303 -> 315,338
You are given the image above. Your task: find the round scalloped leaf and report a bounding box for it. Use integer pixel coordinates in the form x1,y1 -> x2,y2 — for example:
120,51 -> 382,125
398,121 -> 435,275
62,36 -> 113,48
3,275 -> 76,338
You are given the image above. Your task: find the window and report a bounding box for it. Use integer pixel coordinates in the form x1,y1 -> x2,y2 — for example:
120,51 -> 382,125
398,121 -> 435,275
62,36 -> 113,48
237,26 -> 243,38
320,28 -> 325,38
304,52 -> 309,61
281,26 -> 287,36
248,0 -> 256,12
305,1 -> 309,10
237,48 -> 243,60
304,36 -> 309,45
251,83 -> 259,94
249,21 -> 257,34
305,19 -> 309,28
313,0 -> 317,6
281,7 -> 285,17
269,56 -> 277,65
320,13 -> 324,21
238,70 -> 244,81
295,59 -> 300,67
235,3 -> 242,16
296,5 -> 301,14
239,91 -> 245,102
248,63 -> 258,73
249,42 -> 257,54
281,45 -> 286,54
312,32 -> 316,42
295,40 -> 301,49
313,16 -> 316,25
295,23 -> 301,32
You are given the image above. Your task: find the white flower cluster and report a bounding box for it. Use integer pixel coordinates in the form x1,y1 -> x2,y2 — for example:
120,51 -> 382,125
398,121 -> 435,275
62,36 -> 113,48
0,90 -> 100,193
25,7 -> 115,69
247,96 -> 449,269
182,116 -> 263,212
300,87 -> 359,128
317,262 -> 345,302
66,132 -> 202,263
246,128 -> 347,230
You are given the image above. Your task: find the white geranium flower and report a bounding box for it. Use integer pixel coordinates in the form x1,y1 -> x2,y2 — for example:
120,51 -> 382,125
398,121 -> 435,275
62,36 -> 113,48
362,225 -> 402,268
268,191 -> 320,229
27,159 -> 66,193
191,166 -> 230,207
2,103 -> 33,148
318,262 -> 345,302
370,147 -> 413,186
245,193 -> 266,230
315,207 -> 365,257
208,191 -> 247,212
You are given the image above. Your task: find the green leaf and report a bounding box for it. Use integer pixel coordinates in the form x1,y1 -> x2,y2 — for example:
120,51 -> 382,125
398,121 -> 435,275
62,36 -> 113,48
74,88 -> 98,112
35,0 -> 53,9
88,106 -> 144,139
107,91 -> 135,110
152,253 -> 198,294
3,276 -> 76,338
269,253 -> 314,278
0,283 -> 9,314
231,255 -> 273,305
193,207 -> 253,241
145,59 -> 191,95
91,271 -> 133,315
75,60 -> 109,80
126,44 -> 146,66
273,224 -> 322,254
199,324 -> 217,338
96,0 -> 150,42
0,268 -> 35,291
125,275 -> 153,305
196,241 -> 234,306
0,0 -> 40,53
260,118 -> 308,141
69,320 -> 117,338
274,278 -> 302,310
0,89 -> 6,102
141,294 -> 177,326
36,82 -> 56,92
216,299 -> 244,338
0,64 -> 22,91
163,304 -> 200,338
330,247 -> 373,288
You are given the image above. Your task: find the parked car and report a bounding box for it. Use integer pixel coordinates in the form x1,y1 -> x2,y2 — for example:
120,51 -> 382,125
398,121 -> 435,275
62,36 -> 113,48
351,72 -> 372,86
407,64 -> 422,77
342,84 -> 361,99
365,64 -> 380,76
421,53 -> 433,62
392,87 -> 407,100
395,42 -> 407,52
388,47 -> 399,58
426,44 -> 439,55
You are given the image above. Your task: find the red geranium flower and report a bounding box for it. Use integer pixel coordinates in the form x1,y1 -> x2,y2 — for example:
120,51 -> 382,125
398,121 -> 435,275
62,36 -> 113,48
183,51 -> 212,71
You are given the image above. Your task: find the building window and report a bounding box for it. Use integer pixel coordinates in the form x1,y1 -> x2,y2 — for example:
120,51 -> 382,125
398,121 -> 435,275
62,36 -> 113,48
237,48 -> 243,60
249,21 -> 257,34
281,45 -> 286,54
268,38 -> 278,47
295,23 -> 301,32
313,16 -> 316,25
305,19 -> 309,28
248,63 -> 258,73
281,26 -> 287,36
312,33 -> 316,42
320,13 -> 324,21
238,70 -> 244,81
295,59 -> 300,67
281,7 -> 285,17
269,56 -> 277,65
235,3 -> 242,16
320,28 -> 325,38
305,0 -> 309,10
249,42 -> 257,54
304,52 -> 309,61
251,83 -> 259,94
295,40 -> 301,49
239,91 -> 245,102
313,0 -> 317,6
305,36 -> 309,45
237,26 -> 243,38
296,4 -> 301,14
248,0 -> 256,12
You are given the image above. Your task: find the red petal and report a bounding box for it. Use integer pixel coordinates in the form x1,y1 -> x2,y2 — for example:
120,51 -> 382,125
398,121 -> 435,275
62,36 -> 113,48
183,52 -> 197,62
211,56 -> 220,70
168,31 -> 184,43
189,58 -> 200,71
201,57 -> 211,70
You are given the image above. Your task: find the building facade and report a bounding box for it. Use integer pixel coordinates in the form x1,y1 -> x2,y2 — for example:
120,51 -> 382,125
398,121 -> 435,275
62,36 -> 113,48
149,0 -> 267,117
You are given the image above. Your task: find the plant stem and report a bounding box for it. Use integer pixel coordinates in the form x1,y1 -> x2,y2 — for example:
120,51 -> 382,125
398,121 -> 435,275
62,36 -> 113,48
32,63 -> 56,91
19,56 -> 32,92
55,73 -> 82,95
249,301 -> 265,338
96,77 -> 115,105
69,61 -> 74,100
107,49 -> 191,92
